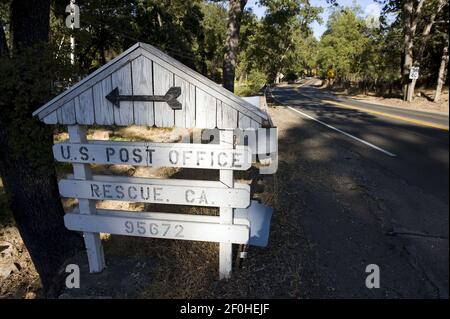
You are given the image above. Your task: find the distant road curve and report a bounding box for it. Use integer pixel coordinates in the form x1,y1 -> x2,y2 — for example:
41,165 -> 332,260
293,78 -> 449,131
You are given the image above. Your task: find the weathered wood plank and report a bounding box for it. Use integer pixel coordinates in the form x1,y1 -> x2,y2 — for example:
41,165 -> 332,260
238,112 -> 251,129
153,63 -> 174,127
132,56 -> 154,126
36,43 -> 271,128
43,111 -> 58,124
237,128 -> 257,155
67,125 -> 105,273
250,119 -> 260,129
139,43 -> 268,124
59,176 -> 250,208
216,100 -> 222,128
174,75 -> 195,128
219,130 -> 234,279
257,127 -> 278,155
196,87 -> 216,129
75,90 -> 95,125
112,63 -> 134,125
93,208 -> 250,227
53,140 -> 252,170
93,76 -> 114,125
57,99 -> 76,124
73,174 -> 250,190
64,212 -> 249,244
242,96 -> 260,108
217,103 -> 238,129
34,44 -> 142,119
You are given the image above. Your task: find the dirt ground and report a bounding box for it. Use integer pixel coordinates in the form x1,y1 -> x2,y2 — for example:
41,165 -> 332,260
1,116 -> 324,299
0,225 -> 40,298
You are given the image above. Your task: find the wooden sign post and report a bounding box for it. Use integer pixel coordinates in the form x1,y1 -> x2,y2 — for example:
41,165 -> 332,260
219,130 -> 234,278
33,42 -> 277,280
68,125 -> 105,272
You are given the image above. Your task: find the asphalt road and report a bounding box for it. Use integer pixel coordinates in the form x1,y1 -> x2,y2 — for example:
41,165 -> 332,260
268,80 -> 449,298
300,85 -> 449,129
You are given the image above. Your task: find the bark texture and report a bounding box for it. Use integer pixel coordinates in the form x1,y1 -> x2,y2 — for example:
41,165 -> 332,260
434,43 -> 449,102
222,0 -> 247,93
0,0 -> 84,297
405,0 -> 446,102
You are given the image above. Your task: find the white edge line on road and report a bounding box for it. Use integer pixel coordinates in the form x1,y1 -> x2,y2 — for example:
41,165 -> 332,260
268,86 -> 397,158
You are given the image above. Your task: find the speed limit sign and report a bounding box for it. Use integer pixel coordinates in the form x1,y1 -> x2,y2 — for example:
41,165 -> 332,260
409,67 -> 420,80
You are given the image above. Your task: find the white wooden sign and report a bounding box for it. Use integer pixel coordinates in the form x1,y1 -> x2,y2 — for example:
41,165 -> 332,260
59,175 -> 251,208
64,210 -> 249,244
53,140 -> 252,170
34,42 -> 276,281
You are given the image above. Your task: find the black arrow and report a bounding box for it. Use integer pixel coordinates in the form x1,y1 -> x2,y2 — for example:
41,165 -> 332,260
106,86 -> 182,110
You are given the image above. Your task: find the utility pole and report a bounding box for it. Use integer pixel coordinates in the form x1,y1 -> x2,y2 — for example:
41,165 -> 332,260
69,0 -> 75,65
66,0 -> 78,65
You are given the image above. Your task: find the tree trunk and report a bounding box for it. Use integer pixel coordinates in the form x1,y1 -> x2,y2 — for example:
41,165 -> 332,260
222,0 -> 247,93
402,1 -> 414,101
0,0 -> 83,297
0,17 -> 8,57
415,0 -> 446,65
405,0 -> 446,102
434,44 -> 449,102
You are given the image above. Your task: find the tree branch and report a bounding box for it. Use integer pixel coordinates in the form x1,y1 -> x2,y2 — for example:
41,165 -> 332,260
411,0 -> 426,35
0,17 -> 9,58
415,0 -> 447,64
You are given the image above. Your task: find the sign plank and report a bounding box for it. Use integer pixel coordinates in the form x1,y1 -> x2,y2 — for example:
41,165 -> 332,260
76,90 -> 95,124
112,63 -> 134,125
64,212 -> 250,244
59,175 -> 251,208
132,56 -> 154,126
235,200 -> 273,247
153,63 -> 174,127
93,76 -> 115,125
53,140 -> 252,170
196,87 -> 217,129
92,208 -> 250,226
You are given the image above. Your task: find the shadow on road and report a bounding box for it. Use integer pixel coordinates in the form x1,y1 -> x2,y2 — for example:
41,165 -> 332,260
265,92 -> 449,298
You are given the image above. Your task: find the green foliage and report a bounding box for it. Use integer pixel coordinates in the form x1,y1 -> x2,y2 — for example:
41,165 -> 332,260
38,0 -> 324,93
0,44 -> 75,175
246,0 -> 322,82
200,1 -> 227,82
317,1 -> 449,89
317,7 -> 368,79
235,69 -> 267,96
55,0 -> 209,75
317,5 -> 404,85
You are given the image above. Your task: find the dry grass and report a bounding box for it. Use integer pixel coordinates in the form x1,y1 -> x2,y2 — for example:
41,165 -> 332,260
54,113 -> 322,298
0,226 -> 41,299
3,121 -> 311,299
53,123 -> 281,298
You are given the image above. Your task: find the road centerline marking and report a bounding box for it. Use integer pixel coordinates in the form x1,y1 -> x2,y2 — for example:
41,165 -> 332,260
295,85 -> 449,131
320,99 -> 449,131
268,88 -> 397,157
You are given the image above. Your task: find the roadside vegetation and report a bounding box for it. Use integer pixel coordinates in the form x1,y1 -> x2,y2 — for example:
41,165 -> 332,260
317,1 -> 448,102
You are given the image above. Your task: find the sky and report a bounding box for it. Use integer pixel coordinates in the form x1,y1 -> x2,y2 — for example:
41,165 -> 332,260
247,0 -> 385,40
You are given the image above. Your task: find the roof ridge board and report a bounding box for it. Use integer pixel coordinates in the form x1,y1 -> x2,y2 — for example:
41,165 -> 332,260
139,42 -> 269,122
32,43 -> 142,118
